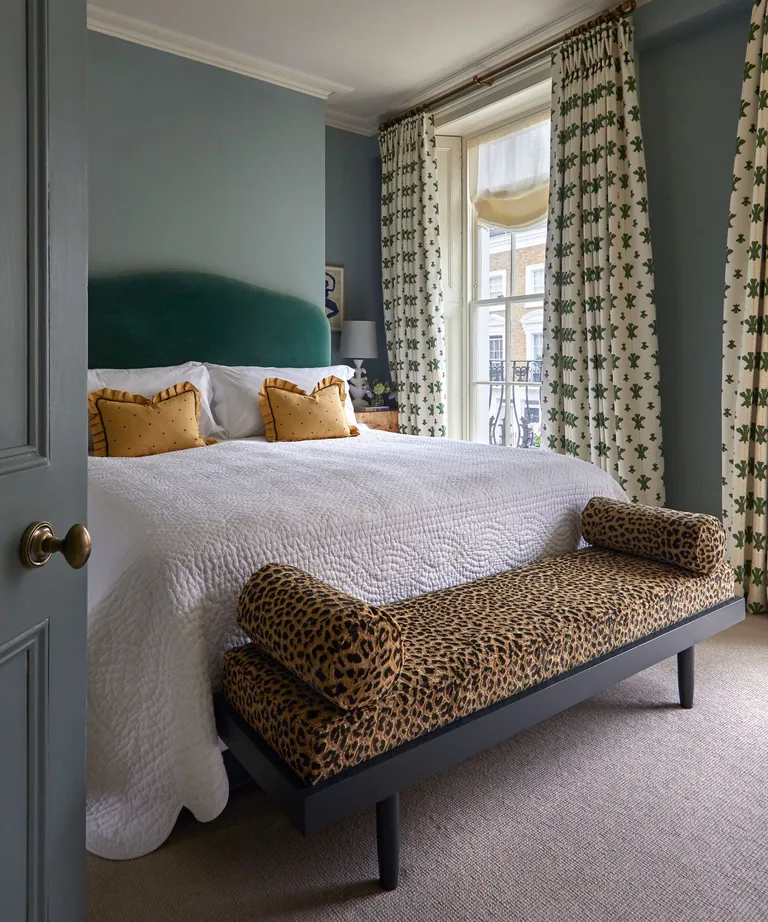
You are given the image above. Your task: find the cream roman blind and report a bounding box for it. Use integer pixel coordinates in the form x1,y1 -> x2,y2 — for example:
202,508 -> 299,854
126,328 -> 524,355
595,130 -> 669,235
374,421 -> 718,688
468,114 -> 550,230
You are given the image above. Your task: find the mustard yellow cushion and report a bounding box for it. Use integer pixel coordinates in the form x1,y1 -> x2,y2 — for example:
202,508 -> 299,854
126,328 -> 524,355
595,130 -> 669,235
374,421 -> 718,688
259,376 -> 360,443
88,381 -> 214,457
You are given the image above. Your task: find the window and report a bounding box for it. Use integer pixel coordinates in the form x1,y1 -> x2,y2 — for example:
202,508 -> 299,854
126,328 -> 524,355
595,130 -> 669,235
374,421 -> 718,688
436,90 -> 550,443
488,334 -> 504,384
531,332 -> 544,361
488,270 -> 506,299
525,264 -> 545,295
470,217 -> 547,449
471,220 -> 546,449
466,113 -> 549,449
489,335 -> 504,362
520,309 -> 544,362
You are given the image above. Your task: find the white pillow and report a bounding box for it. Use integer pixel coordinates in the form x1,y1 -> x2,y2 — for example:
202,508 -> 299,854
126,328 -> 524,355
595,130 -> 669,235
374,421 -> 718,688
206,364 -> 357,440
87,362 -> 221,439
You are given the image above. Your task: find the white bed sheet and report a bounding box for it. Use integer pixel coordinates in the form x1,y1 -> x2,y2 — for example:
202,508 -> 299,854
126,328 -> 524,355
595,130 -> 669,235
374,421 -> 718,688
86,430 -> 625,859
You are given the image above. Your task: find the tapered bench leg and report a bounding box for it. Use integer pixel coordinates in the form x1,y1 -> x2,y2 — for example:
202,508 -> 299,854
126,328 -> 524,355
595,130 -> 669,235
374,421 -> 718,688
677,646 -> 694,709
376,793 -> 400,891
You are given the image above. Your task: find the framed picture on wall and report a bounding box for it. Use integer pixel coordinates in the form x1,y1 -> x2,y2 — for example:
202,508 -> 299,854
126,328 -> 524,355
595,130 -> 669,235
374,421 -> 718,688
325,264 -> 344,332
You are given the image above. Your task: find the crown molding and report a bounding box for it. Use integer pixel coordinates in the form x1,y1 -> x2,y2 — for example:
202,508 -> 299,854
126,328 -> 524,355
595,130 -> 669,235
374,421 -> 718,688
86,5 -> 354,101
325,108 -> 379,137
378,0 -> 611,124
88,0 -> 652,138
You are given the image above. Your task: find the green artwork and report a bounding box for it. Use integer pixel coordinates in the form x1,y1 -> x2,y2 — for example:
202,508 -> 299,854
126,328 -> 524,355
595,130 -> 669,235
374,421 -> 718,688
722,1 -> 768,613
541,18 -> 665,506
380,114 -> 446,437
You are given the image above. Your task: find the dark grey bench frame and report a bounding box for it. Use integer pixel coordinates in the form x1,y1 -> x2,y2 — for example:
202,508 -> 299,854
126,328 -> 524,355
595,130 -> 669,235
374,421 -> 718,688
214,597 -> 744,891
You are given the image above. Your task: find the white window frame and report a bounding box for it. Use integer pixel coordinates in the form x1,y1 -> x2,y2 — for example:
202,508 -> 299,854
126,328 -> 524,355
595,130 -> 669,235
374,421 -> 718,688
434,77 -> 551,441
434,135 -> 465,439
464,108 -> 550,447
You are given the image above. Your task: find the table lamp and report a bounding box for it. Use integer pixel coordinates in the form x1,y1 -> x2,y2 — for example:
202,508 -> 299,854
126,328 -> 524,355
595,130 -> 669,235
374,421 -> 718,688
340,321 -> 378,410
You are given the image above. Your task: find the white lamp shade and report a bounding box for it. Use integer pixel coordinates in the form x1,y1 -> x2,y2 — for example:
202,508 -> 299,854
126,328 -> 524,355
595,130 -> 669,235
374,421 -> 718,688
340,320 -> 378,359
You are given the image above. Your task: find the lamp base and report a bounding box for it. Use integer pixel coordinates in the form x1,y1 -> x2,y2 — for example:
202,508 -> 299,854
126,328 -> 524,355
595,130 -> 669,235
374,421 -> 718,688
348,359 -> 368,410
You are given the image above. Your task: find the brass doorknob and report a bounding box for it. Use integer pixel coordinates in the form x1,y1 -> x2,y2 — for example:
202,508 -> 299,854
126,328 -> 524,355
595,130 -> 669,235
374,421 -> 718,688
20,522 -> 92,569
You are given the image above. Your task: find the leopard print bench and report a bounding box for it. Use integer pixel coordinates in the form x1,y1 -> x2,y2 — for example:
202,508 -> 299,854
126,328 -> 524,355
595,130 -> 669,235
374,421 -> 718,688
215,499 -> 744,892
224,549 -> 733,786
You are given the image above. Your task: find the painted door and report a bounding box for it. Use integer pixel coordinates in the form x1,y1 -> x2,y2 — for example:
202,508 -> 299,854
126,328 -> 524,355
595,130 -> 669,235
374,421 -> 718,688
0,0 -> 88,920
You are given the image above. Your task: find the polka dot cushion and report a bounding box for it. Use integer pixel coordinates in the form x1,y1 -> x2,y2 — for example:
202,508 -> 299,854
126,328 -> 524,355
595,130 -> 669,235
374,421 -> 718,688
259,375 -> 360,442
88,381 -> 214,457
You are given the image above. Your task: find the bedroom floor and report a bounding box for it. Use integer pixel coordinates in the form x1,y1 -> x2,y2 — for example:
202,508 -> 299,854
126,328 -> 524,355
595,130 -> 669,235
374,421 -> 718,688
87,617 -> 768,922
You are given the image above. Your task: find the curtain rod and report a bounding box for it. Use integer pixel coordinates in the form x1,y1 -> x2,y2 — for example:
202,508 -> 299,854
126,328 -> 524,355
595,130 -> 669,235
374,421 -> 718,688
378,0 -> 636,133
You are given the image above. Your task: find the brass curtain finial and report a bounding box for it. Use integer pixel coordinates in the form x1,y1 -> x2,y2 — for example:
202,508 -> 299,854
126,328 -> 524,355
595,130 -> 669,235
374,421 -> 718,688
378,0 -> 637,133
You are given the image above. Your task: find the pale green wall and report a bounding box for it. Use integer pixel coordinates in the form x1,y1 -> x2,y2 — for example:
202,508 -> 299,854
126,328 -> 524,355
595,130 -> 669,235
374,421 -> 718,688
635,0 -> 752,514
88,32 -> 326,305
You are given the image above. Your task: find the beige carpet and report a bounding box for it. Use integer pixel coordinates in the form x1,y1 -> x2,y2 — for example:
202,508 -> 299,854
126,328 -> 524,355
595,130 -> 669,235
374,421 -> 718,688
88,617 -> 768,922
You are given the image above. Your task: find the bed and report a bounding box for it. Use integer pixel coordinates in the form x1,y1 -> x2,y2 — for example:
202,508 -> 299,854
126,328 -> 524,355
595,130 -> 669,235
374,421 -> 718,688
85,271 -> 626,860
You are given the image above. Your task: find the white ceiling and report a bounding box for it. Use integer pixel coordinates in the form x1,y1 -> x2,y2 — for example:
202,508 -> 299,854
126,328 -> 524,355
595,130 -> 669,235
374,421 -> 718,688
88,0 -> 618,133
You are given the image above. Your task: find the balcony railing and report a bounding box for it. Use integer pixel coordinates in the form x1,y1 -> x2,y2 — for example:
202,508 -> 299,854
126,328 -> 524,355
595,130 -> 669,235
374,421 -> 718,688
484,361 -> 543,449
488,359 -> 542,383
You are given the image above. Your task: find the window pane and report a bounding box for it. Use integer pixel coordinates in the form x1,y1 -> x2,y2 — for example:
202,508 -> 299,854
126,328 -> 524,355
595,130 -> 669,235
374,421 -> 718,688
477,226 -> 511,300
472,383 -> 509,446
516,298 -> 544,364
472,383 -> 542,448
513,221 -> 547,296
468,113 -> 550,449
473,302 -> 506,383
532,332 -> 544,360
509,382 -> 542,448
478,221 -> 546,298
472,298 -> 543,450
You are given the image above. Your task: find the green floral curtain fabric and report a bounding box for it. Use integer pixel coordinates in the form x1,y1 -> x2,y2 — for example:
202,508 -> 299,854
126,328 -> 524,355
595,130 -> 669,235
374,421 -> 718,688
722,1 -> 768,613
541,19 -> 665,505
380,114 -> 446,436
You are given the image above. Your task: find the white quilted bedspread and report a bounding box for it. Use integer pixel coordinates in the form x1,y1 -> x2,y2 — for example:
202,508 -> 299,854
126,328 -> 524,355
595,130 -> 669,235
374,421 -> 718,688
86,429 -> 625,859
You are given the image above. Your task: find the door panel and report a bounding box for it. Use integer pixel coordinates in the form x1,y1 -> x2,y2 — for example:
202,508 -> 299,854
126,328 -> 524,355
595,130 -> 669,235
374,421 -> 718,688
0,0 -> 36,461
0,624 -> 47,922
0,0 -> 87,919
0,649 -> 30,922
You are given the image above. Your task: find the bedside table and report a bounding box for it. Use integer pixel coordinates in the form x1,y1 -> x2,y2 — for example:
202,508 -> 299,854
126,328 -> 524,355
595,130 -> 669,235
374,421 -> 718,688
356,409 -> 399,433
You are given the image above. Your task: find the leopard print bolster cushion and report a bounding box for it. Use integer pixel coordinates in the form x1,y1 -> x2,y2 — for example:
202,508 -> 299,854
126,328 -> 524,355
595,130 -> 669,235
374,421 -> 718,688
237,563 -> 403,710
582,497 -> 726,575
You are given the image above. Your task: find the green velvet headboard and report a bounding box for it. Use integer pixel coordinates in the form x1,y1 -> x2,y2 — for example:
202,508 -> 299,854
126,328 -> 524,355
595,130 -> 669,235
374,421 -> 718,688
88,271 -> 331,369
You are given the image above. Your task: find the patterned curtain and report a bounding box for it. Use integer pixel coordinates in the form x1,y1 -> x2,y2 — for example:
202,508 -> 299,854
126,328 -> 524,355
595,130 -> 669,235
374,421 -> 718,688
380,114 -> 446,436
722,1 -> 768,614
541,18 -> 665,505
